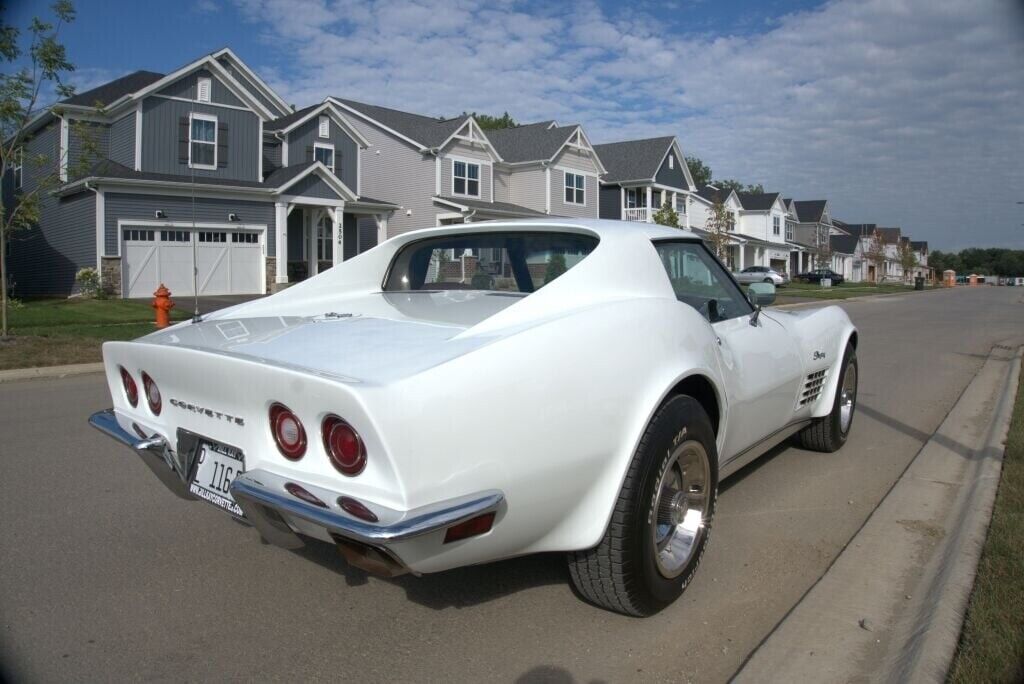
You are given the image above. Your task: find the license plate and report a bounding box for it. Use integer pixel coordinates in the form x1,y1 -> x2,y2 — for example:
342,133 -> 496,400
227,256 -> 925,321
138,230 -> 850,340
189,440 -> 245,517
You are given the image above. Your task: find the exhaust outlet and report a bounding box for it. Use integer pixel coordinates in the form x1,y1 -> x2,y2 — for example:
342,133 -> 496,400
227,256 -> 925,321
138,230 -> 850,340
333,536 -> 409,578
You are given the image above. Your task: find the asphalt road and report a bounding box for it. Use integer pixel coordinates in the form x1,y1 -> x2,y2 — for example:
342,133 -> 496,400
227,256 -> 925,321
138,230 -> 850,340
2,286 -> 1022,683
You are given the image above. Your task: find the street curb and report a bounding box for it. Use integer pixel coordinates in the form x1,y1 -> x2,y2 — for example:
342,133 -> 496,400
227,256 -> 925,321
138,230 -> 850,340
734,338 -> 1024,683
774,285 -> 953,309
0,362 -> 105,383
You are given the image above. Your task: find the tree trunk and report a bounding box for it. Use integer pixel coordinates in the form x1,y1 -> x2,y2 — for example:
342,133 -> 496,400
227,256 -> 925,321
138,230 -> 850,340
1,222 -> 7,338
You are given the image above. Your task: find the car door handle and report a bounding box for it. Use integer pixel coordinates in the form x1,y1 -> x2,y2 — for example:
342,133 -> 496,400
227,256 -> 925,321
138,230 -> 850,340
716,336 -> 722,346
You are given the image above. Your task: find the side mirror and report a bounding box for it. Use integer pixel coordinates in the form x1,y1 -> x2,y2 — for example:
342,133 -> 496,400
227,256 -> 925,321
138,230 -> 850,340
747,282 -> 776,307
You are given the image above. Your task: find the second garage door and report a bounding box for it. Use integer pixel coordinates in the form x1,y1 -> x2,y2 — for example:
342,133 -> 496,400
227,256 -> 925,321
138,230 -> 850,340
122,227 -> 264,298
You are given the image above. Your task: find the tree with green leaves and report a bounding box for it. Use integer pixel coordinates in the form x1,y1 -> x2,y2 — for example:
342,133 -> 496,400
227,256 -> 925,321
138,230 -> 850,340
896,239 -> 918,282
463,111 -> 516,130
1,1 -> 80,336
652,202 -> 680,229
685,156 -> 711,187
705,197 -> 734,264
714,179 -> 765,194
543,252 -> 566,284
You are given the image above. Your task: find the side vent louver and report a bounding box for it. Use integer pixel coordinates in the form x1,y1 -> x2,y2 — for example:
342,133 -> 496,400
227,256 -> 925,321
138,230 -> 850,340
799,369 -> 827,407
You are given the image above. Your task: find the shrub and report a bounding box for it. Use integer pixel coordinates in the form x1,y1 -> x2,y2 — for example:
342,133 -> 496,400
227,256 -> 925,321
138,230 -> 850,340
75,267 -> 101,297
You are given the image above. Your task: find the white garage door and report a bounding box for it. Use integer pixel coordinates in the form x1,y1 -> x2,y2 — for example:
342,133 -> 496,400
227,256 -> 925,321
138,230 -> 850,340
122,227 -> 263,298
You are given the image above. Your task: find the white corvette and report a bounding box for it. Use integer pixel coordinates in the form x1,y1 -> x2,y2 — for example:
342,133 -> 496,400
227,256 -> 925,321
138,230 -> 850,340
90,219 -> 858,616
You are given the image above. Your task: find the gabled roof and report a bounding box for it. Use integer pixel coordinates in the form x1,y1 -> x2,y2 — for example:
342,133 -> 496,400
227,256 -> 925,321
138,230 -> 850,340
485,124 -> 581,163
792,199 -> 827,223
842,223 -> 878,237
60,70 -> 165,107
696,184 -> 737,205
264,101 -> 371,148
877,227 -> 902,242
911,240 -> 928,251
211,47 -> 292,117
331,98 -> 469,149
592,136 -> 675,183
265,104 -> 320,131
434,196 -> 547,217
830,234 -> 860,255
736,192 -> 781,211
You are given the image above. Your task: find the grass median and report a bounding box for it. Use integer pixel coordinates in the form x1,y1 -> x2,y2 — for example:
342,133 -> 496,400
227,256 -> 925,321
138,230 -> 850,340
948,364 -> 1024,683
0,298 -> 188,370
779,281 -> 933,300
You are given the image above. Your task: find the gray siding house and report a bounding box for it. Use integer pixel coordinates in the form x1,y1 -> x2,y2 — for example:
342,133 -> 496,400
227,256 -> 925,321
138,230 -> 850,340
7,48 -> 395,297
327,100 -> 606,236
593,136 -> 695,225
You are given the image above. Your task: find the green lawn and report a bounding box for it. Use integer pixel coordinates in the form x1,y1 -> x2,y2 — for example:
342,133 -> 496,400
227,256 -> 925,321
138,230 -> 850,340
0,298 -> 188,370
779,281 -> 933,300
948,368 -> 1024,682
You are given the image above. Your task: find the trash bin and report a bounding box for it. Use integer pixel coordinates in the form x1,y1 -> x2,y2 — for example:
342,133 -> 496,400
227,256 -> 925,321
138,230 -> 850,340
915,276 -> 925,290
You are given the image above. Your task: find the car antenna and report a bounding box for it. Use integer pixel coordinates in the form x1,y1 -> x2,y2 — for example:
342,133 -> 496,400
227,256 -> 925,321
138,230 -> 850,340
189,79 -> 202,324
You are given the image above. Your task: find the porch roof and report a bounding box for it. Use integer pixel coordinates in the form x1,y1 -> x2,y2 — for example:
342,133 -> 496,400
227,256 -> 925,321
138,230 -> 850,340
434,195 -> 547,218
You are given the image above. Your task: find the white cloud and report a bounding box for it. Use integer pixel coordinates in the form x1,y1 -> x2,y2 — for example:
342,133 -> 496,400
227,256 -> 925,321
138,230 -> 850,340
235,0 -> 1024,249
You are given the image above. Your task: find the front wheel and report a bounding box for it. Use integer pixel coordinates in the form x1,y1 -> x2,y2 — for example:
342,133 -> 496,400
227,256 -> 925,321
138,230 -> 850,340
796,342 -> 857,452
568,395 -> 718,616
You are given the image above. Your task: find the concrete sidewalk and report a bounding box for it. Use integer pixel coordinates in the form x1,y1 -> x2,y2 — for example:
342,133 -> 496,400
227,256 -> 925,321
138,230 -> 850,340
736,338 -> 1023,682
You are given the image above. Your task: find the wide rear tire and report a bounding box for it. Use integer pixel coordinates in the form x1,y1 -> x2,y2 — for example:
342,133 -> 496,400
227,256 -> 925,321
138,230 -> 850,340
568,395 -> 718,616
796,342 -> 857,452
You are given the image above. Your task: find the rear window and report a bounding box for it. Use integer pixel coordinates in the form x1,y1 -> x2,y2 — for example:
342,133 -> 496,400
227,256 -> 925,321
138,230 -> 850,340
384,231 -> 599,293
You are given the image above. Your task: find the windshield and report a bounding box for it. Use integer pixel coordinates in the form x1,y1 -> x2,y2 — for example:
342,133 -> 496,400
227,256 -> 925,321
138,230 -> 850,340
384,231 -> 599,293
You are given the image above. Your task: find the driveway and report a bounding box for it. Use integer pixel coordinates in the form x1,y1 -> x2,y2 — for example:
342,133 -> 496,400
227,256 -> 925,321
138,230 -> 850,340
1,286 -> 1022,682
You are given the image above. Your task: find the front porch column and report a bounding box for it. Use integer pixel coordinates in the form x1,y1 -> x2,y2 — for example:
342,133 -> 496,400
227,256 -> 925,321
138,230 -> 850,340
684,195 -> 690,230
737,243 -> 745,270
274,201 -> 288,283
377,215 -> 388,245
332,207 -> 342,267
308,209 -> 318,278
646,187 -> 652,221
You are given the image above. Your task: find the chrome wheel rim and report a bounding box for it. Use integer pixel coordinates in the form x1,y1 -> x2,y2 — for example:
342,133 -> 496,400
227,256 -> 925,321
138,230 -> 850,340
839,360 -> 857,434
652,440 -> 711,579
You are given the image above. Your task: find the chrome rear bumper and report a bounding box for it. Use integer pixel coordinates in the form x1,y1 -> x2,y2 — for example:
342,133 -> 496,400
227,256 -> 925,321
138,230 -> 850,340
89,408 -> 504,572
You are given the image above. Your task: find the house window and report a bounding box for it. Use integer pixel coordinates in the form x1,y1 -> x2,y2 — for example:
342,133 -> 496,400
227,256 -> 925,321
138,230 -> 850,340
232,232 -> 259,244
564,172 -> 585,205
197,77 -> 211,103
317,219 -> 332,261
786,221 -> 794,241
674,195 -> 686,214
319,115 -> 330,139
189,113 -> 217,169
773,215 -> 780,236
13,148 -> 22,189
198,231 -> 226,243
453,160 -> 480,197
314,142 -> 335,172
668,154 -> 674,170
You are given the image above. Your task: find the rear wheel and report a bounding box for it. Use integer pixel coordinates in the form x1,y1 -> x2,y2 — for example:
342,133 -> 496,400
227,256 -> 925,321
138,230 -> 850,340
797,342 -> 857,452
568,395 -> 718,616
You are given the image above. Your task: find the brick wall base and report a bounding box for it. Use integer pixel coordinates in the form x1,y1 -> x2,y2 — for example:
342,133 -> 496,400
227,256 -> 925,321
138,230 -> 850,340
101,257 -> 122,297
265,257 -> 276,293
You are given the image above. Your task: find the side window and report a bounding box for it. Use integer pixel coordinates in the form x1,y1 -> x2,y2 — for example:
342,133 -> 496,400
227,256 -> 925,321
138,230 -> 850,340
653,241 -> 753,322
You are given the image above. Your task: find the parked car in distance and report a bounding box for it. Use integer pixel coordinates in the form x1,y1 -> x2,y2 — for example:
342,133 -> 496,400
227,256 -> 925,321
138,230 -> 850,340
797,268 -> 845,285
733,265 -> 789,286
89,219 -> 858,617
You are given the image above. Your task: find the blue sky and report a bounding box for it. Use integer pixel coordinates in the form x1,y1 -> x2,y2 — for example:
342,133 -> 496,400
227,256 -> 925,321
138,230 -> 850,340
8,0 -> 1024,249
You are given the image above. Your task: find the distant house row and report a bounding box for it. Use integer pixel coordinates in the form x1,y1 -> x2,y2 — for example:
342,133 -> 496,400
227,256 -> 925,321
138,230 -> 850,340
3,48 -> 928,298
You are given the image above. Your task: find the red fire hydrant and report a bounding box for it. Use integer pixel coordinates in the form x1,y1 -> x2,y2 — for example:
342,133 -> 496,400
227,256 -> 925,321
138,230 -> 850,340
152,284 -> 175,329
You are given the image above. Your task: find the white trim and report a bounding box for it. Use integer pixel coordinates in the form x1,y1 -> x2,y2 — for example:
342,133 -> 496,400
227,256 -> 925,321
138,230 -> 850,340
133,103 -> 143,171
275,161 -> 357,201
278,195 -> 348,208
436,118 -> 503,162
197,76 -> 212,103
94,187 -> 105,267
435,211 -> 465,226
562,170 -> 586,205
210,47 -> 292,116
552,165 -> 598,178
377,215 -> 388,244
328,97 -> 429,152
149,93 -> 254,113
435,156 -> 441,195
318,115 -> 330,138
59,116 -> 69,182
356,147 -> 361,196
257,119 -> 263,181
313,141 -> 335,172
282,136 -> 289,167
272,102 -> 370,148
188,112 -> 218,170
545,167 -> 551,214
450,156 -> 483,198
115,218 -> 268,260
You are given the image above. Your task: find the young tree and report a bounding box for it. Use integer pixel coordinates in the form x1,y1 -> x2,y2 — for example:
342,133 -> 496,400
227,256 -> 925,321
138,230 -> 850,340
652,201 -> 680,229
712,179 -> 765,194
865,231 -> 888,283
1,1 -> 79,336
685,156 -> 712,187
704,197 -> 734,263
896,240 -> 918,282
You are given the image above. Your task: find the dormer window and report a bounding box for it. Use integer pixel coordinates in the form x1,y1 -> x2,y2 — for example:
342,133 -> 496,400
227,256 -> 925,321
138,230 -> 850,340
319,115 -> 330,138
197,77 -> 211,103
668,154 -> 674,170
453,160 -> 479,197
189,112 -> 217,169
313,142 -> 335,172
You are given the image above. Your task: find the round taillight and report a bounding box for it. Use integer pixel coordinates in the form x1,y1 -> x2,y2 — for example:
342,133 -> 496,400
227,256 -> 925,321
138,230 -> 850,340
119,367 -> 138,407
270,403 -> 306,460
141,372 -> 161,415
322,415 -> 366,476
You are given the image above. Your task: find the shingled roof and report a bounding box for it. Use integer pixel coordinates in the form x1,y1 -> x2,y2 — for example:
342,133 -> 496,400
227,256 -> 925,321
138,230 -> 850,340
265,104 -> 320,131
486,124 -> 581,163
332,98 -> 468,148
60,70 -> 165,108
793,200 -> 827,223
592,136 -> 675,183
831,233 -> 860,254
911,240 -> 929,251
736,192 -> 780,211
696,185 -> 735,204
877,227 -> 902,242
